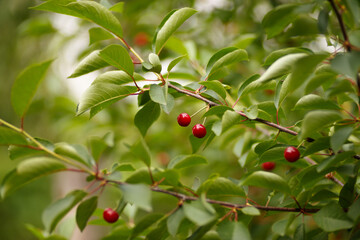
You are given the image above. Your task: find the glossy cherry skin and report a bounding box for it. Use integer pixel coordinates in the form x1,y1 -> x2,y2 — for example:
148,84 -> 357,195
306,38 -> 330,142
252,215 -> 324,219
177,113 -> 191,127
103,208 -> 119,223
284,146 -> 300,162
262,162 -> 276,171
192,124 -> 207,138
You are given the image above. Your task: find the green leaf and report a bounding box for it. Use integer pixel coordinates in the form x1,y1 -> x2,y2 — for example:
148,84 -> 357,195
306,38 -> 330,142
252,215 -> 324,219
160,93 -> 175,114
98,45 -> 134,76
113,163 -> 136,172
11,60 -> 52,117
88,27 -> 114,45
31,0 -> 81,18
198,177 -> 246,198
54,142 -> 94,167
69,50 -> 109,78
242,53 -> 307,96
301,110 -> 343,138
316,151 -> 354,173
89,132 -> 114,161
1,157 -> 66,198
131,137 -> 151,167
206,47 -> 248,77
279,54 -> 329,102
331,126 -> 353,152
76,196 -> 98,231
0,126 -> 27,145
244,105 -> 258,119
109,2 -> 124,13
199,80 -> 227,100
42,190 -> 87,233
339,177 -> 356,208
130,213 -> 163,239
168,154 -> 207,169
293,94 -> 340,111
294,223 -> 306,240
302,137 -> 330,156
183,198 -> 216,226
167,55 -> 186,72
221,110 -> 245,134
241,206 -> 260,216
262,3 -> 313,38
264,47 -> 313,66
241,171 -> 291,195
153,8 -> 197,54
203,106 -> 233,118
217,221 -> 251,240
313,202 -> 353,232
237,74 -> 260,99
66,1 -> 122,37
149,84 -> 166,105
134,101 -> 161,136
167,208 -> 185,236
77,84 -> 137,116
331,52 -> 360,80
348,198 -> 360,222
120,184 -> 152,211
92,71 -> 143,85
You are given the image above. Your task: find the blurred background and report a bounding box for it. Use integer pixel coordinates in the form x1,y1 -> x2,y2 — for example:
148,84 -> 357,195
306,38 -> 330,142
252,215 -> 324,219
0,0 -> 336,239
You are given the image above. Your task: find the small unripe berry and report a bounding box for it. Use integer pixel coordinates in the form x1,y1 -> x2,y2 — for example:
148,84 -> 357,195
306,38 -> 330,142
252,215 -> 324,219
262,162 -> 276,171
103,208 -> 119,223
192,124 -> 206,138
284,146 -> 300,162
177,113 -> 191,127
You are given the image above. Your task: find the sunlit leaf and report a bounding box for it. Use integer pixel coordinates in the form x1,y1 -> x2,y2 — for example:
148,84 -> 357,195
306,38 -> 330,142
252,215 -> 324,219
153,8 -> 197,54
11,60 -> 52,117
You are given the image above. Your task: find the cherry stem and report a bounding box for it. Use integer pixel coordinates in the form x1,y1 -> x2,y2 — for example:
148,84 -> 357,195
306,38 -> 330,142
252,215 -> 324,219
190,105 -> 207,118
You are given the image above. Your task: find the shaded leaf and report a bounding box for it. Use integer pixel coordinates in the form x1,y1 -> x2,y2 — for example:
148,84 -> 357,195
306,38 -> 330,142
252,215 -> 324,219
293,94 -> 340,111
339,177 -> 356,208
331,126 -> 353,152
11,60 -> 52,117
313,202 -> 353,232
130,213 -> 163,239
217,221 -> 251,240
1,157 -> 66,198
153,8 -> 197,54
331,52 -> 360,80
42,190 -> 87,232
198,177 -> 246,198
301,110 -> 342,138
76,196 -> 98,231
134,101 -> 161,136
241,171 -> 291,195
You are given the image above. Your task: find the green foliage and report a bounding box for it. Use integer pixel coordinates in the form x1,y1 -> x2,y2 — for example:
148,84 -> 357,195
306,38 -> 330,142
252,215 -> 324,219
2,0 -> 360,239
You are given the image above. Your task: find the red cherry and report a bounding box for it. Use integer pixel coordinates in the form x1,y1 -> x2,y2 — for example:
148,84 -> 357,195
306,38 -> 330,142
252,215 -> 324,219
177,113 -> 191,127
284,146 -> 300,162
262,162 -> 276,171
103,208 -> 119,223
134,32 -> 149,46
192,124 -> 207,138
